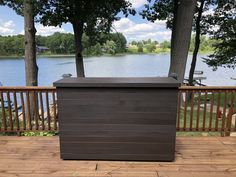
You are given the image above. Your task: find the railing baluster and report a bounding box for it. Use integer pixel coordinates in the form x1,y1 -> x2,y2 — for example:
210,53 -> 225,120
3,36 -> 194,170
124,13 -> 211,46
7,91 -> 13,131
26,91 -> 32,130
190,91 -> 194,130
46,91 -> 51,130
203,91 -> 208,131
209,91 -> 214,131
226,91 -> 235,135
196,92 -> 201,130
20,92 -> 26,130
52,91 -> 57,131
215,91 -> 221,131
39,92 -> 45,130
33,91 -> 39,130
13,91 -> 20,131
0,92 -> 7,131
222,91 -> 228,135
183,91 -> 188,131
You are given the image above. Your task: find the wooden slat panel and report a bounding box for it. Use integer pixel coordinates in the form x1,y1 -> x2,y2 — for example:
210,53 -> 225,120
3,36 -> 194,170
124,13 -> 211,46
177,91 -> 181,130
57,87 -> 178,161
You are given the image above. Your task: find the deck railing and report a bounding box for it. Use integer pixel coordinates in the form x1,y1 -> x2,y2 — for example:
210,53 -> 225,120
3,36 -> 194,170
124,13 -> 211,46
0,86 -> 236,135
0,87 -> 57,132
178,86 -> 236,136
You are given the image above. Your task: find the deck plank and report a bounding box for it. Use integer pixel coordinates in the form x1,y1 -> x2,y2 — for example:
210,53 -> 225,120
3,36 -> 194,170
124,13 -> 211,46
0,136 -> 235,177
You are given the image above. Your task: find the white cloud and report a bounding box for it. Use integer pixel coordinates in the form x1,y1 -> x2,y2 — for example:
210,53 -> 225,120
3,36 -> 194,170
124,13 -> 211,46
113,18 -> 171,42
35,24 -> 68,36
129,0 -> 147,8
0,19 -> 15,35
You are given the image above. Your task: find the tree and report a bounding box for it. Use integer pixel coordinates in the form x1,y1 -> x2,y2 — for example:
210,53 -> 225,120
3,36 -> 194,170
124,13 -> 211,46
103,40 -> 117,55
137,42 -> 144,53
1,0 -> 39,86
204,0 -> 236,70
160,40 -> 171,49
142,0 -> 196,82
169,0 -> 196,82
188,0 -> 206,86
24,0 -> 38,86
38,0 -> 135,77
145,42 -> 156,53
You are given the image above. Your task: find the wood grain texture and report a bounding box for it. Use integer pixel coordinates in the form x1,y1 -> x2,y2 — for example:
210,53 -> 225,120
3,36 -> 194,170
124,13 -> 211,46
55,77 -> 179,161
0,136 -> 236,177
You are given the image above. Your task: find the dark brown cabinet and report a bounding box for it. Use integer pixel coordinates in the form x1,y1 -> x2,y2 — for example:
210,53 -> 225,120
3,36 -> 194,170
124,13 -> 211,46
54,77 -> 180,161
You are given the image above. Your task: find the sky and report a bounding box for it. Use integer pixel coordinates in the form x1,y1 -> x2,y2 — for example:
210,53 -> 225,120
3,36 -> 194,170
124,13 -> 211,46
0,0 -> 171,43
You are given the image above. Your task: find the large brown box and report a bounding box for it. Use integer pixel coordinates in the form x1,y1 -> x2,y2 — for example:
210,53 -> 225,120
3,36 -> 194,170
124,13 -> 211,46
54,77 -> 180,161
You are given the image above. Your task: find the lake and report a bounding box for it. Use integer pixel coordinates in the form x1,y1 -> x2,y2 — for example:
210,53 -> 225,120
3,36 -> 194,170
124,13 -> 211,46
0,54 -> 235,86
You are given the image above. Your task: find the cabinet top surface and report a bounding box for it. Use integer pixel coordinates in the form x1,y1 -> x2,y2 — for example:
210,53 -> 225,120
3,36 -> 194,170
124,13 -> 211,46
54,77 -> 181,88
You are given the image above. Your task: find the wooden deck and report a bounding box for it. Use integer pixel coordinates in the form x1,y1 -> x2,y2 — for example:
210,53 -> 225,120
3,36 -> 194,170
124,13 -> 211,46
0,136 -> 236,177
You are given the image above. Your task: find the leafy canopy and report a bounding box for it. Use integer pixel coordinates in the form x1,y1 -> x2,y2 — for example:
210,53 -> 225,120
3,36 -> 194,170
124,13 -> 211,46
204,0 -> 236,70
38,0 -> 135,35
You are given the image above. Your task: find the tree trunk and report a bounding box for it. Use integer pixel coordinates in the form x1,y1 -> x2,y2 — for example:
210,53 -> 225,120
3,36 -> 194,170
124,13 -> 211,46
170,0 -> 179,63
24,0 -> 38,86
188,0 -> 205,86
72,20 -> 85,77
24,0 -> 38,121
168,0 -> 197,83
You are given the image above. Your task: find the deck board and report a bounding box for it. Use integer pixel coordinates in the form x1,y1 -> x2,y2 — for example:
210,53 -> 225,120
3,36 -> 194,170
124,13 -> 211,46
0,136 -> 235,177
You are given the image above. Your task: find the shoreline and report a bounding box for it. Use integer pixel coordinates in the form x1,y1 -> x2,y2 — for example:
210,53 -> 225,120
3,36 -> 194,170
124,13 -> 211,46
0,51 -> 213,59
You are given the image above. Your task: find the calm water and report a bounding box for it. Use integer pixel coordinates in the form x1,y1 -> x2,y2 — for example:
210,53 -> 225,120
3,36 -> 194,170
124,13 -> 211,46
0,54 -> 235,86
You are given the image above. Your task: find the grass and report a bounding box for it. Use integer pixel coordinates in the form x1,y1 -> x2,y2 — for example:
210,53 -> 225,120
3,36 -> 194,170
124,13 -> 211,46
192,92 -> 236,108
176,109 -> 224,136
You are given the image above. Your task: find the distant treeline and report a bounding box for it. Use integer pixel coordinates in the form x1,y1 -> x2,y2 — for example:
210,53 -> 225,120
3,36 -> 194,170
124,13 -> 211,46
0,33 -> 216,57
128,35 -> 216,54
0,32 -> 127,56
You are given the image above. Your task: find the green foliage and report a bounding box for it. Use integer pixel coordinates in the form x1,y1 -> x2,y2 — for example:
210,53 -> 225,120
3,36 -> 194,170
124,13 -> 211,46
131,41 -> 137,46
137,44 -> 144,53
128,39 -> 171,54
204,1 -> 236,70
0,35 -> 24,56
189,35 -> 215,53
0,32 -> 128,56
160,40 -> 171,49
38,0 -> 135,27
145,43 -> 156,53
141,0 -> 235,70
22,131 -> 56,136
103,40 -> 117,55
45,32 -> 75,54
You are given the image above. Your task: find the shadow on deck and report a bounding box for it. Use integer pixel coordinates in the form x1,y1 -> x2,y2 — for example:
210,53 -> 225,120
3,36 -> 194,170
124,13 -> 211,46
0,136 -> 236,177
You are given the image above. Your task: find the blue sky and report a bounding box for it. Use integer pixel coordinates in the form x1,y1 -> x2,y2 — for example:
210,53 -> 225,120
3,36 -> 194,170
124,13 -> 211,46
0,0 -> 171,42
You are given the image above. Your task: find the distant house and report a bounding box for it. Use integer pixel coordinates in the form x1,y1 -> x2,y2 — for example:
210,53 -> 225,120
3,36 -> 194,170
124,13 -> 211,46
36,46 -> 49,53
